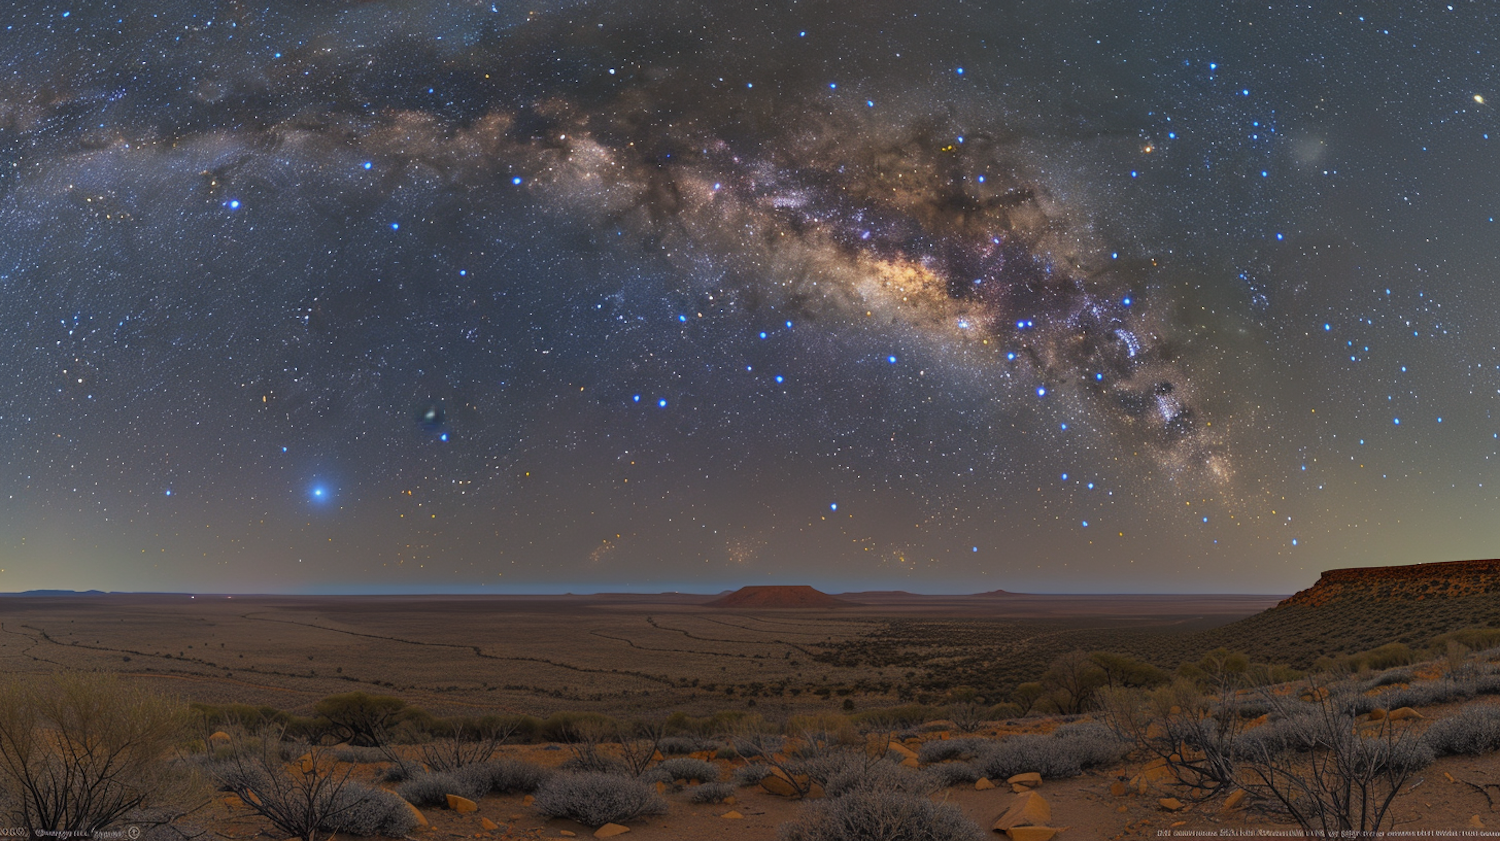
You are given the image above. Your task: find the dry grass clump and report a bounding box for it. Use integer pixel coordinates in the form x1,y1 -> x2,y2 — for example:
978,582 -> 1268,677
777,788 -> 985,841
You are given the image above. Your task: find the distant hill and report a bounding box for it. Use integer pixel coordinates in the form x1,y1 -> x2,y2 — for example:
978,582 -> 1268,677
973,589 -> 1020,597
1178,559 -> 1500,668
6,590 -> 107,597
705,585 -> 855,608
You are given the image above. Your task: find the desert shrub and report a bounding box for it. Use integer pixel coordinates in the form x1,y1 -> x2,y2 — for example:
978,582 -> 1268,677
214,731 -> 412,838
652,757 -> 720,783
733,764 -> 773,786
1424,705 -> 1500,756
395,766 -> 490,807
0,672 -> 192,835
847,705 -> 942,731
477,757 -> 553,794
1429,628 -> 1500,654
985,702 -> 1023,721
560,753 -> 629,776
331,745 -> 387,763
822,758 -> 939,799
777,789 -> 985,841
687,781 -> 736,803
531,772 -> 667,826
917,738 -> 990,764
658,735 -> 721,755
537,712 -> 619,744
1380,677 -> 1476,710
189,701 -> 293,731
1090,651 -> 1170,689
314,692 -> 408,747
924,760 -> 982,788
973,722 -> 1126,782
322,783 -> 420,837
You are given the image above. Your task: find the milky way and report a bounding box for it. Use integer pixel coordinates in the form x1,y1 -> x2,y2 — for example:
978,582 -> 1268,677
2,1 -> 1497,593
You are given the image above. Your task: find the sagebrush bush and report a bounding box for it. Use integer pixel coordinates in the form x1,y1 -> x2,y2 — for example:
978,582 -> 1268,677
916,738 -> 989,764
651,757 -> 720,783
822,758 -> 939,799
974,722 -> 1127,781
1425,705 -> 1500,756
777,789 -> 985,841
323,783 -> 420,837
531,772 -> 667,826
687,781 -> 736,804
395,766 -> 490,807
331,745 -> 387,763
733,764 -> 773,787
560,753 -> 630,776
924,760 -> 981,788
658,735 -> 720,755
478,757 -> 553,793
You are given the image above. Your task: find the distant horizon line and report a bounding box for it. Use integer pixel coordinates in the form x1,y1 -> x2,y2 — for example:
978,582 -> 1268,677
0,587 -> 1293,598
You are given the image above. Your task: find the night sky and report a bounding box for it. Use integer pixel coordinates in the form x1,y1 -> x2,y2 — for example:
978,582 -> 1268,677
2,1 -> 1497,595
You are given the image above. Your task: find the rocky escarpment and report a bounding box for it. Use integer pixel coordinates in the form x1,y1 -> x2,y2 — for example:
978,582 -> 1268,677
1278,559 -> 1500,608
705,585 -> 855,608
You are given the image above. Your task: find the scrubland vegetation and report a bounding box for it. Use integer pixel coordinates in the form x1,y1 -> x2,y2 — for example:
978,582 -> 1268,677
3,624 -> 1500,838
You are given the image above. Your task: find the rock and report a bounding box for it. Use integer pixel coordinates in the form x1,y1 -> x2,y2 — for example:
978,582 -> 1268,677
1366,707 -> 1387,722
560,833 -> 576,838
887,741 -> 919,760
523,794 -> 535,806
208,731 -> 231,743
654,781 -> 667,794
975,778 -> 996,791
901,756 -> 921,769
1008,772 -> 1042,788
724,796 -> 736,806
991,791 -> 1051,831
1388,706 -> 1424,721
651,750 -> 664,761
761,768 -> 800,797
594,824 -> 630,838
1158,797 -> 1185,812
480,817 -> 499,830
446,794 -> 478,813
402,799 -> 429,827
806,782 -> 826,799
1243,713 -> 1270,730
1109,782 -> 1127,797
1471,815 -> 1486,829
721,811 -> 744,819
1222,789 -> 1247,811
1004,828 -> 1058,841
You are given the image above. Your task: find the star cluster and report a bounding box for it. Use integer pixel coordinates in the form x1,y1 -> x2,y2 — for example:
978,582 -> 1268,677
0,0 -> 1497,594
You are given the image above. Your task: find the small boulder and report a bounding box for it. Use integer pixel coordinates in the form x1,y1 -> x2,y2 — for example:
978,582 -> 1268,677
1109,781 -> 1127,797
446,794 -> 478,813
900,756 -> 921,769
760,768 -> 800,797
1366,707 -> 1387,722
208,731 -> 231,743
1158,797 -> 1185,812
1388,706 -> 1424,722
402,800 -> 429,827
721,811 -> 744,819
560,833 -> 576,838
1222,789 -> 1247,811
975,777 -> 995,791
1470,815 -> 1486,829
594,824 -> 630,838
992,791 -> 1051,831
1007,772 -> 1042,788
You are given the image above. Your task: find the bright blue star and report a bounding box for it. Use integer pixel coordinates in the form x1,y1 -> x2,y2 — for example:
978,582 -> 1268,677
439,432 -> 449,442
632,394 -> 641,402
1122,296 -> 1131,306
390,222 -> 399,231
362,161 -> 372,170
658,398 -> 668,408
956,67 -> 964,74
830,503 -> 838,511
226,199 -> 240,210
888,355 -> 897,364
1082,521 -> 1089,527
1037,386 -> 1047,397
512,176 -> 523,185
164,489 -> 172,496
759,331 -> 768,339
775,375 -> 784,383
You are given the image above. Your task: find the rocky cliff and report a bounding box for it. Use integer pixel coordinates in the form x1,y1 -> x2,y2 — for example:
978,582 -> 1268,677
1277,559 -> 1500,608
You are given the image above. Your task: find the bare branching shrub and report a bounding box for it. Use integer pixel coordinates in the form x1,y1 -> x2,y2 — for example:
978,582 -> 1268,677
530,772 -> 667,826
313,692 -> 406,747
0,672 -> 193,835
777,789 -> 985,841
559,718 -> 663,778
947,702 -> 985,733
658,735 -> 720,755
822,757 -> 939,799
924,760 -> 981,788
1106,676 -> 1433,836
415,715 -> 522,772
213,726 -> 415,838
